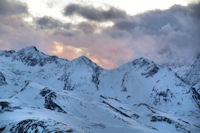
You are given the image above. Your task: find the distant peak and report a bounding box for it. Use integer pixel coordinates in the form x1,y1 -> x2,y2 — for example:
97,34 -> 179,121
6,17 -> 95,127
71,56 -> 102,69
73,56 -> 92,63
77,56 -> 91,61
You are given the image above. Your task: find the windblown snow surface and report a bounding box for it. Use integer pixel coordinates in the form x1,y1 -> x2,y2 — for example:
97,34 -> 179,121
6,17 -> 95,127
0,46 -> 199,133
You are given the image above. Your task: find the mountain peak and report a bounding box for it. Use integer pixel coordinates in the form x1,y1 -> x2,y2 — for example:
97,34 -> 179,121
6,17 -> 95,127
16,46 -> 47,60
76,56 -> 90,61
17,46 -> 39,54
25,46 -> 38,51
117,57 -> 160,78
13,46 -> 66,66
72,56 -> 98,67
69,56 -> 104,74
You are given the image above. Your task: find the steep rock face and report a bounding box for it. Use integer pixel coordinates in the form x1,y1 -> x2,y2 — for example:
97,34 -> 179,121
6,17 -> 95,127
193,82 -> 200,95
191,82 -> 200,109
0,72 -> 7,86
184,55 -> 200,85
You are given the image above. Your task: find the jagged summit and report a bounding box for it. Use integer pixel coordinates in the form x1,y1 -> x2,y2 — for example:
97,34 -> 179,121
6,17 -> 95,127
16,46 -> 45,57
13,46 -> 49,66
18,46 -> 39,52
0,46 -> 162,71
0,46 -> 160,70
11,46 -> 67,66
0,46 -> 39,57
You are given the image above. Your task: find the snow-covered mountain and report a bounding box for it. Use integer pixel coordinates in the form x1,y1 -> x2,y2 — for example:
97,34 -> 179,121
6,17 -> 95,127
0,46 -> 199,133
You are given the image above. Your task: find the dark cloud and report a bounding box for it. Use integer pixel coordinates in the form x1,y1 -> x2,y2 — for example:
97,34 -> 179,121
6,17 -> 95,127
0,0 -> 27,16
114,7 -> 185,35
36,16 -> 62,29
36,16 -> 97,35
114,20 -> 136,32
107,2 -> 200,65
77,22 -> 96,34
54,30 -> 74,37
35,16 -> 75,38
188,2 -> 200,37
189,2 -> 200,19
64,4 -> 126,21
112,3 -> 200,35
0,0 -> 44,51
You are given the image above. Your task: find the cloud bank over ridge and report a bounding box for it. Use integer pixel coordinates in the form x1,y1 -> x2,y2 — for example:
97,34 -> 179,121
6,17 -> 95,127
0,0 -> 199,68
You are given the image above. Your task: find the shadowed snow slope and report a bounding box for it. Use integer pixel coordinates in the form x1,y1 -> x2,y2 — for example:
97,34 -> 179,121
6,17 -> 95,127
0,46 -> 199,133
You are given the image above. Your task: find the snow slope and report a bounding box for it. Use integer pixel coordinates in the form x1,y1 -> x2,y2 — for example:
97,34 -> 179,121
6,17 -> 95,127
0,46 -> 199,133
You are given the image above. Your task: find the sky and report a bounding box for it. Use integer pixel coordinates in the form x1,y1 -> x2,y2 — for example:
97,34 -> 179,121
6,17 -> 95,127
0,0 -> 199,68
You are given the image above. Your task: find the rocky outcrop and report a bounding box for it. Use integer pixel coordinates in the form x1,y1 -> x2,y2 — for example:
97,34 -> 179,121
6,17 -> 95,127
191,82 -> 200,109
0,101 -> 21,113
132,58 -> 159,78
151,116 -> 190,133
40,88 -> 67,113
9,119 -> 73,133
151,88 -> 175,105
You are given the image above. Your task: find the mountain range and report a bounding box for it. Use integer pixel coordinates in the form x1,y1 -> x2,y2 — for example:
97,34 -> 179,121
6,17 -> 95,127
0,46 -> 199,133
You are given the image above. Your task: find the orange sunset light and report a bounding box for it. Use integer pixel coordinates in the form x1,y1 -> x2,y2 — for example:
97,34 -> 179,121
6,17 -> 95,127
51,41 -> 119,69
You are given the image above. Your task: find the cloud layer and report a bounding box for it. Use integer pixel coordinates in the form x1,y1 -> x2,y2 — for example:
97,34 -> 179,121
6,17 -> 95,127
0,0 -> 199,68
0,0 -> 27,15
109,3 -> 200,64
64,4 -> 127,22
